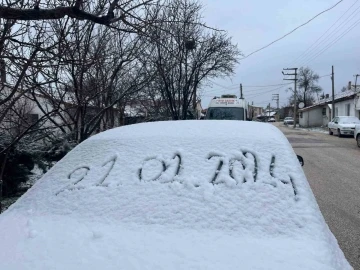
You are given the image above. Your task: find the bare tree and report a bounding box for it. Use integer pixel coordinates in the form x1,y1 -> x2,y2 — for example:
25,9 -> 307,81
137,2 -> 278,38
297,67 -> 322,107
0,0 -> 159,30
28,17 -> 154,143
142,0 -> 240,120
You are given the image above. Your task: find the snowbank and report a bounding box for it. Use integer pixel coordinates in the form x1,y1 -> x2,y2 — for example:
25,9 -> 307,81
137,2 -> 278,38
0,121 -> 351,269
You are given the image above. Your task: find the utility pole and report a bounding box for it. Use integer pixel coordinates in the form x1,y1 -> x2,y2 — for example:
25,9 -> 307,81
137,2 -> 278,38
331,66 -> 335,118
354,74 -> 360,92
272,94 -> 279,110
272,94 -> 279,121
240,83 -> 243,99
282,68 -> 298,128
268,103 -> 271,119
251,101 -> 254,119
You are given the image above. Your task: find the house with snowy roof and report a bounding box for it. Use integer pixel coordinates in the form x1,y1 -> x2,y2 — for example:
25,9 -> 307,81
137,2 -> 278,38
298,90 -> 360,128
256,110 -> 277,121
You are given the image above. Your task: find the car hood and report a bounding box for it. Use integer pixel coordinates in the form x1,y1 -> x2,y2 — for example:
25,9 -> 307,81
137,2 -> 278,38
339,123 -> 357,128
0,121 -> 352,269
0,212 -> 351,270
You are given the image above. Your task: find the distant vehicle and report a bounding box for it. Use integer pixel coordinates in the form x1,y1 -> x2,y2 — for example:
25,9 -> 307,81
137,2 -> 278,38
328,116 -> 360,137
205,94 -> 249,121
283,117 -> 294,125
354,124 -> 360,147
0,121 -> 351,269
268,117 -> 276,122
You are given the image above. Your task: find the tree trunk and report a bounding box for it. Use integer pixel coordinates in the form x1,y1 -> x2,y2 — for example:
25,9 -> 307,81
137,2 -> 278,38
0,150 -> 9,213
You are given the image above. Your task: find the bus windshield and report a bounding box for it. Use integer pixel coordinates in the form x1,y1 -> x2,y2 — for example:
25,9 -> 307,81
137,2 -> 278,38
206,107 -> 245,120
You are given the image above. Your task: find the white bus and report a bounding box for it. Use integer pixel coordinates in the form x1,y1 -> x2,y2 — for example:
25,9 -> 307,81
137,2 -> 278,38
205,95 -> 249,121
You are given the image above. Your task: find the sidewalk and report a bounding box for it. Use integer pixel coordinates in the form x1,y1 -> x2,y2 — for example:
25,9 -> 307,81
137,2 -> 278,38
282,123 -> 328,134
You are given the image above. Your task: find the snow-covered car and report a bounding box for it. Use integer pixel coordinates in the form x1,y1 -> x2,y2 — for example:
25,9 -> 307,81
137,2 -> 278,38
355,124 -> 360,147
267,117 -> 276,122
0,121 -> 351,270
328,116 -> 360,137
283,117 -> 294,125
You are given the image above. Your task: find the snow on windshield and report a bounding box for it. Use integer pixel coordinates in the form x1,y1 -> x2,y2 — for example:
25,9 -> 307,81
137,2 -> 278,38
6,121 -> 324,234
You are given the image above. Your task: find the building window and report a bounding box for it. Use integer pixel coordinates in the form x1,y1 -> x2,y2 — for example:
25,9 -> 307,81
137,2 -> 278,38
346,103 -> 351,116
335,107 -> 338,116
322,108 -> 326,115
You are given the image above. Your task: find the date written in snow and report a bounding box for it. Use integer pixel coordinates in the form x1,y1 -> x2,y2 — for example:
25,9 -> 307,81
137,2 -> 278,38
56,151 -> 298,198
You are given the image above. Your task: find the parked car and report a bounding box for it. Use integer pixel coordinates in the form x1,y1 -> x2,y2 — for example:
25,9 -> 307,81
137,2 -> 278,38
0,121 -> 351,269
328,116 -> 360,137
283,117 -> 294,125
267,117 -> 276,122
355,124 -> 360,147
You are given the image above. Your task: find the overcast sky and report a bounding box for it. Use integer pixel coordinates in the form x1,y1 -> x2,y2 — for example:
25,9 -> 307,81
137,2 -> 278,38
199,0 -> 360,109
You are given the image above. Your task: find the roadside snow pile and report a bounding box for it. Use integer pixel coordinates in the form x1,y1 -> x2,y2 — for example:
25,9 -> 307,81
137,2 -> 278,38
297,126 -> 328,134
0,121 -> 351,270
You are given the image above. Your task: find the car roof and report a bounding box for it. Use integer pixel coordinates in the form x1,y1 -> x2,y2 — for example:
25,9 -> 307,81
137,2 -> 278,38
0,120 -> 350,269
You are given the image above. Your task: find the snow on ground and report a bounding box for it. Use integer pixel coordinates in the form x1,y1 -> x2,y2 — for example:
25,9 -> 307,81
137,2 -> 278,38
297,126 -> 328,134
284,124 -> 329,134
0,121 -> 352,269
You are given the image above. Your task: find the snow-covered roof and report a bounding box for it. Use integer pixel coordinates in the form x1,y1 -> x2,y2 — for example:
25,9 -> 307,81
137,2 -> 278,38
0,121 -> 350,269
299,90 -> 358,111
258,111 -> 277,117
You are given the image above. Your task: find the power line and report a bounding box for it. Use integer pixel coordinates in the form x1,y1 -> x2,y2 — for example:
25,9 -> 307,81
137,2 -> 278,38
289,0 -> 359,67
200,84 -> 291,99
240,0 -> 344,60
203,82 -> 292,94
208,81 -> 238,90
298,9 -> 360,66
246,84 -> 290,98
245,84 -> 291,97
207,81 -> 291,90
304,16 -> 360,65
242,83 -> 291,88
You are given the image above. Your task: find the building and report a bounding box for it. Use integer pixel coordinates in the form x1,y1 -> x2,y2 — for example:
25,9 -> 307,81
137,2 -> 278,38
279,106 -> 295,119
1,84 -> 122,140
248,105 -> 264,119
298,90 -> 360,128
256,110 -> 277,121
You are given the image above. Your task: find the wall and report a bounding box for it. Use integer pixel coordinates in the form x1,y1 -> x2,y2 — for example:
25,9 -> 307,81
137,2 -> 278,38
349,94 -> 360,119
299,97 -> 360,127
323,106 -> 332,126
299,107 -> 325,127
334,99 -> 356,117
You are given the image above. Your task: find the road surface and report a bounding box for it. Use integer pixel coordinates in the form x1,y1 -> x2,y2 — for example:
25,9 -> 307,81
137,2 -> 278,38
275,122 -> 360,269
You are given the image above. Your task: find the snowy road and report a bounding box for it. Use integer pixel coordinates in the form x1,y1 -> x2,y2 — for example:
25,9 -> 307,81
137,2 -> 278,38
276,122 -> 360,269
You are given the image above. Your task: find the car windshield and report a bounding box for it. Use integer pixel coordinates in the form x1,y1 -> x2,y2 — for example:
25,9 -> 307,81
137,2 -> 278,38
339,117 -> 360,124
206,107 -> 244,120
285,117 -> 293,120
